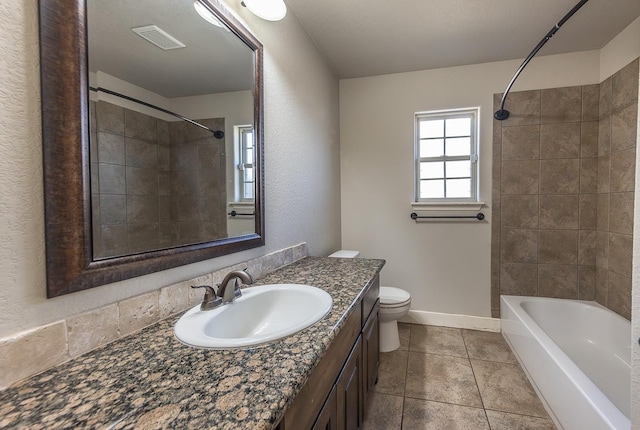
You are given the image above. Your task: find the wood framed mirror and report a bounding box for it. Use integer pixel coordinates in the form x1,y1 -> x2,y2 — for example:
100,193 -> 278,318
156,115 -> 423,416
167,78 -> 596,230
39,0 -> 264,297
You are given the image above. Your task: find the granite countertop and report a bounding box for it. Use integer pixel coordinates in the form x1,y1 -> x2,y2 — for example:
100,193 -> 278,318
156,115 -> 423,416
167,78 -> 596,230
0,257 -> 385,429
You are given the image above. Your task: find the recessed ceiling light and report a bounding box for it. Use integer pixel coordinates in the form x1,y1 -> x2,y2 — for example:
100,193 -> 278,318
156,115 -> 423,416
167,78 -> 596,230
243,0 -> 287,21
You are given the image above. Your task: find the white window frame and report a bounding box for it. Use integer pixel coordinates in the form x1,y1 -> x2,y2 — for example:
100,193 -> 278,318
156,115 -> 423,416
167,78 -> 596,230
414,108 -> 479,203
237,125 -> 254,202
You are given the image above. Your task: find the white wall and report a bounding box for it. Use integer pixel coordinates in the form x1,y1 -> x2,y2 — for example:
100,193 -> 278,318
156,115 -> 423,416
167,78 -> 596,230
340,52 -> 600,317
0,0 -> 341,338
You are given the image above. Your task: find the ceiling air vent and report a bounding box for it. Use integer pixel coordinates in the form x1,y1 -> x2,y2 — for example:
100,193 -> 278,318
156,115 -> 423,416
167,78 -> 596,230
131,25 -> 185,50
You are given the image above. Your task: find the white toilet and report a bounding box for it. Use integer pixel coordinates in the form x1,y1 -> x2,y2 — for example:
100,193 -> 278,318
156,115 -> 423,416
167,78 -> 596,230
328,250 -> 412,353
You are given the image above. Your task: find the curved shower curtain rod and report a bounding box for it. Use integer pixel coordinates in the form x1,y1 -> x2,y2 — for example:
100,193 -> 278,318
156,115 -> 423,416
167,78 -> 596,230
89,86 -> 225,139
494,0 -> 590,121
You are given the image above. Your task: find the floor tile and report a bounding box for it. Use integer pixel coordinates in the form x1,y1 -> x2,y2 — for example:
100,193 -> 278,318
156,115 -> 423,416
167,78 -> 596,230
471,359 -> 548,418
405,352 -> 482,408
374,350 -> 408,396
410,325 -> 467,357
362,392 -> 403,430
461,330 -> 517,364
485,410 -> 557,430
402,398 -> 490,430
398,323 -> 410,351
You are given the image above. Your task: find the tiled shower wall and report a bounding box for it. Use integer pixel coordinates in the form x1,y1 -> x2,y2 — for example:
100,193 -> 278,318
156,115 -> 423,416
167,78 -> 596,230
90,100 -> 226,258
491,58 -> 639,319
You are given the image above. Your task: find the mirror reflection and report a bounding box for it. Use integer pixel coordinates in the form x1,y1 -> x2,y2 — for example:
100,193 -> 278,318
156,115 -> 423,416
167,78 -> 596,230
87,0 -> 256,259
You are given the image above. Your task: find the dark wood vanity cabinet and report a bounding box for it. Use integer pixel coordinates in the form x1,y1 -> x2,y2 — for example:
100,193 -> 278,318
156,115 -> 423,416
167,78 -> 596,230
278,275 -> 380,430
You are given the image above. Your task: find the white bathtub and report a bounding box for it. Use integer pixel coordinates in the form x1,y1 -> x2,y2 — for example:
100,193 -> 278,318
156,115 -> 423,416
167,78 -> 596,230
500,296 -> 631,430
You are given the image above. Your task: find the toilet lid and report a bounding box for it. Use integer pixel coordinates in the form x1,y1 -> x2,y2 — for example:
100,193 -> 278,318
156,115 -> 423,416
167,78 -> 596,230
380,286 -> 411,306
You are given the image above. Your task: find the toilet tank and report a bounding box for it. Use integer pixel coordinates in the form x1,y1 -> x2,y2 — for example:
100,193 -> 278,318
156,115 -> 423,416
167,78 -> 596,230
328,250 -> 360,258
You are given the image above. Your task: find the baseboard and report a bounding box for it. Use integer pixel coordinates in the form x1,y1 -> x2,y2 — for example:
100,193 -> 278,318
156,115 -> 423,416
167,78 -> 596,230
399,309 -> 501,332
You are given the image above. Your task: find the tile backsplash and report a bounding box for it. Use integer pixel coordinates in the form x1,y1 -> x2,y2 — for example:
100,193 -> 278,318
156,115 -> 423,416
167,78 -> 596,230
0,243 -> 307,390
491,58 -> 639,320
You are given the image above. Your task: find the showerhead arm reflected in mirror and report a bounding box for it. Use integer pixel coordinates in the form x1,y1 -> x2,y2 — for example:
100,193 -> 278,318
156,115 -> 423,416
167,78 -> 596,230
89,86 -> 225,138
494,0 -> 590,121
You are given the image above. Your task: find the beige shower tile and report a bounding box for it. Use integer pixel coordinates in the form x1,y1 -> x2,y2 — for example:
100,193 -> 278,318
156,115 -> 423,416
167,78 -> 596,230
405,353 -> 482,408
124,108 -> 157,141
539,159 -> 580,194
611,103 -> 638,152
66,304 -> 119,357
580,157 -> 598,194
609,192 -> 634,235
580,121 -> 599,157
501,229 -> 538,263
596,231 -> 609,269
96,100 -> 125,135
410,326 -> 467,357
500,90 -> 541,126
540,122 -> 580,159
597,154 -> 611,193
501,195 -> 539,229
362,392 -> 403,430
608,233 -> 633,278
578,265 -> 596,301
541,86 -> 581,123
485,410 -> 556,430
595,266 -> 608,305
597,193 -> 610,231
538,230 -> 578,265
608,272 -> 631,320
582,84 -> 600,121
0,322 -> 69,389
461,330 -> 516,364
579,193 -> 597,229
610,148 -> 635,192
374,350 -> 408,396
538,264 -> 578,299
578,230 -> 596,266
402,398 -> 489,430
97,132 -> 125,165
471,359 -> 548,417
501,160 -> 539,194
599,76 -> 613,118
118,291 -> 160,336
493,143 -> 502,178
612,58 -> 639,112
502,125 -> 540,160
600,113 -> 612,155
499,263 -> 538,297
539,195 -> 578,229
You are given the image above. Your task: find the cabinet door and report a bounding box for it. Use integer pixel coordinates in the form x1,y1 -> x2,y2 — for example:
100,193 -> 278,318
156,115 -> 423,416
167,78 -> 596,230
312,386 -> 338,430
362,302 -> 379,403
336,336 -> 363,430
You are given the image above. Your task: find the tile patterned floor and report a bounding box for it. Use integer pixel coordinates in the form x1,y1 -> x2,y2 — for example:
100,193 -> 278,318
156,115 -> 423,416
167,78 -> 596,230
362,323 -> 557,430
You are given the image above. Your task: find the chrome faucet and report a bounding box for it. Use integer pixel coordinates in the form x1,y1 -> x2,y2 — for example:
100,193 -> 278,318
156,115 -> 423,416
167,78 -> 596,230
191,269 -> 254,311
218,269 -> 254,303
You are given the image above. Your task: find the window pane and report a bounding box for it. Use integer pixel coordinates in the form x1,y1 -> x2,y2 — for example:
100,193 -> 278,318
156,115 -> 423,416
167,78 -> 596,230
420,179 -> 444,199
420,161 -> 444,179
244,167 -> 253,182
446,118 -> 471,137
446,178 -> 471,198
244,183 -> 253,199
420,139 -> 443,157
446,137 -> 471,156
446,160 -> 470,178
419,119 -> 444,139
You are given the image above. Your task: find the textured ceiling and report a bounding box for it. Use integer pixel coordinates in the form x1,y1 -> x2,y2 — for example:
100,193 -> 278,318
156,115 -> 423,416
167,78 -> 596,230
285,0 -> 640,79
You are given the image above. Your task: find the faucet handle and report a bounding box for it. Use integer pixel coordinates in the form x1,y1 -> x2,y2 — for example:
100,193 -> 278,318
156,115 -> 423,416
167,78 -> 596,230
191,285 -> 222,311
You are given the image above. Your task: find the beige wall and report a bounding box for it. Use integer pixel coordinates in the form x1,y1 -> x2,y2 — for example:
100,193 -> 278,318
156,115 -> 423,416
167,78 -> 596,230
0,1 -> 341,339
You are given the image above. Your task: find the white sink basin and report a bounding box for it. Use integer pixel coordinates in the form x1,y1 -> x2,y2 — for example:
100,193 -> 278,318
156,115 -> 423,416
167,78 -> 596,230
174,284 -> 332,349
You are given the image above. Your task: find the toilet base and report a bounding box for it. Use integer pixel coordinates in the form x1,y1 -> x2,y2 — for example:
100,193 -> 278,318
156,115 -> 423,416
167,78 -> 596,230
380,319 -> 400,352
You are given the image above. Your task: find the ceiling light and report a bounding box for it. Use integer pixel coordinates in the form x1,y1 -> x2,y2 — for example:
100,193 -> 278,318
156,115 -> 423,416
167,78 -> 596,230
194,1 -> 229,30
242,0 -> 287,21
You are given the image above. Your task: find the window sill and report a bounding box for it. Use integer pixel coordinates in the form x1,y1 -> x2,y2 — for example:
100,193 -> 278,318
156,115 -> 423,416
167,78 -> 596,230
411,201 -> 485,212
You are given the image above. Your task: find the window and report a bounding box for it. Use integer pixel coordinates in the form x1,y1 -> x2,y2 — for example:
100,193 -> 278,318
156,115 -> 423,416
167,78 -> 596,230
238,126 -> 254,201
415,109 -> 478,202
